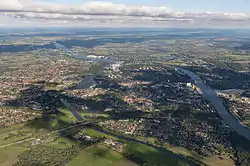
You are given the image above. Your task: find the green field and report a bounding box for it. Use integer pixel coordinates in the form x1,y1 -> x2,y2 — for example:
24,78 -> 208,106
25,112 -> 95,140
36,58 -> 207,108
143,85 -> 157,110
69,144 -> 138,166
84,128 -> 108,138
144,137 -> 234,166
58,108 -> 77,124
0,146 -> 27,166
0,108 -> 80,165
0,123 -> 191,166
26,107 -> 77,131
0,123 -> 205,166
82,129 -> 233,166
82,129 -> 188,166
0,123 -> 48,147
165,143 -> 234,166
123,141 -> 188,166
46,136 -> 77,149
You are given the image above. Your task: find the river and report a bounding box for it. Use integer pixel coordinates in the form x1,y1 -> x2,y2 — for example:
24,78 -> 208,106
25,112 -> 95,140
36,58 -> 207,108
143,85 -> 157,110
69,74 -> 97,90
54,41 -> 250,140
170,66 -> 250,141
54,42 -> 119,90
60,99 -> 83,121
90,127 -> 200,166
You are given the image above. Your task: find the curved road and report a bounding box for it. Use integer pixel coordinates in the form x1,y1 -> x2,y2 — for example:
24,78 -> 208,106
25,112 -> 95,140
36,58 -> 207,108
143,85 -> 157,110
170,65 -> 250,141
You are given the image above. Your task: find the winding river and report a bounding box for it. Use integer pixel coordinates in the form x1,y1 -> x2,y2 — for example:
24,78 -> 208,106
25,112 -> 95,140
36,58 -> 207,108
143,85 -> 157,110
53,41 -> 250,141
170,66 -> 250,141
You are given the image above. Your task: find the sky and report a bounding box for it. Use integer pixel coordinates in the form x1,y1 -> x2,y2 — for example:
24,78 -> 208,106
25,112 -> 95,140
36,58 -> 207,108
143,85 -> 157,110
0,0 -> 249,28
41,0 -> 250,13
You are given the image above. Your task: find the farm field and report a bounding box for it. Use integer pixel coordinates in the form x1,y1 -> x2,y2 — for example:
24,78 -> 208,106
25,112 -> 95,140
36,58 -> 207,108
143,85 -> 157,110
68,144 -> 138,166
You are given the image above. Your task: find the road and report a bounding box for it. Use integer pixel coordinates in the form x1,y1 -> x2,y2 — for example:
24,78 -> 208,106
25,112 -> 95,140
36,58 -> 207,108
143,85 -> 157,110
170,65 -> 250,141
0,121 -> 89,148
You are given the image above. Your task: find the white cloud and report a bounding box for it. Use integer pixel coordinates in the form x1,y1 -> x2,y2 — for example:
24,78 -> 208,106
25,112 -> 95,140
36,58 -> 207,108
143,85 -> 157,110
0,0 -> 249,27
0,0 -> 23,10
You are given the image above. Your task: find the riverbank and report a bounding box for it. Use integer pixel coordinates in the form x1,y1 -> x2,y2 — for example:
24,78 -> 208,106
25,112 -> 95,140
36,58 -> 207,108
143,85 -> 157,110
165,65 -> 250,141
88,126 -> 202,166
85,126 -> 235,166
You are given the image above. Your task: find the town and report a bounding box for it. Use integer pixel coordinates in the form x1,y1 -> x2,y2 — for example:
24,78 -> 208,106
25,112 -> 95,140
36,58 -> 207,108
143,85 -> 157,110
0,28 -> 250,166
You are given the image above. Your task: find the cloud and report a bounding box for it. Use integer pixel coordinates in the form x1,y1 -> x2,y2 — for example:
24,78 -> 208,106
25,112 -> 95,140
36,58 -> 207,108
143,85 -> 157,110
0,0 -> 23,10
0,1 -> 173,17
0,0 -> 249,27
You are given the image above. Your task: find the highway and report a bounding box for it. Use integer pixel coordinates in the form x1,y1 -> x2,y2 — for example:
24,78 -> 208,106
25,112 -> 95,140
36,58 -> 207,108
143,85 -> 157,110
170,65 -> 250,141
0,121 -> 89,148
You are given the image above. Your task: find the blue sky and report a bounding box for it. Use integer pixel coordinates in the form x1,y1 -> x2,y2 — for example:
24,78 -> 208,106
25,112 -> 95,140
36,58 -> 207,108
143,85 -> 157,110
38,0 -> 250,13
